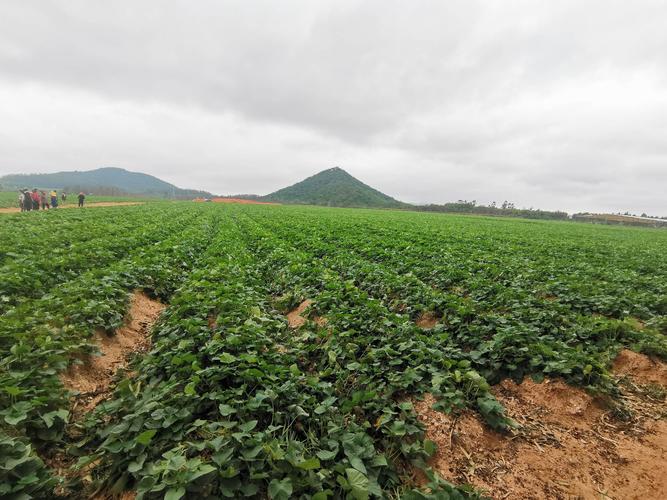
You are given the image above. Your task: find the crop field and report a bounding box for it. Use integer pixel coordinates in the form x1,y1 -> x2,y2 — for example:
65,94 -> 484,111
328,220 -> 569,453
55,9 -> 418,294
0,191 -> 159,209
1,203 -> 666,499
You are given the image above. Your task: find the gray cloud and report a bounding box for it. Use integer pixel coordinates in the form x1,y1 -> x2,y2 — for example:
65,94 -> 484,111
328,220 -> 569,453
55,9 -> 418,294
0,0 -> 666,215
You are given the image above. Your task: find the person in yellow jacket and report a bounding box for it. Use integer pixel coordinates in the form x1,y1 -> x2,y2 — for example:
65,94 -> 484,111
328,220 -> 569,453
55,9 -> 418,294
50,190 -> 58,208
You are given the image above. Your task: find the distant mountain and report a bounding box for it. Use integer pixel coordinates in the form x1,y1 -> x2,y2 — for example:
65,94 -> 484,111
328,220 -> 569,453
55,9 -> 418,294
263,167 -> 405,208
0,167 -> 212,198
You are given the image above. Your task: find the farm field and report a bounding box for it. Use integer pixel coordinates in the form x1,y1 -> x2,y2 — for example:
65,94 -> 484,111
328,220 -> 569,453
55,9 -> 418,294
1,202 -> 666,499
0,191 -> 160,209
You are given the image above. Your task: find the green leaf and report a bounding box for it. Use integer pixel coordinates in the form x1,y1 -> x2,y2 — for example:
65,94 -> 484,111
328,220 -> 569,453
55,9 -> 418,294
127,453 -> 146,473
217,353 -> 237,364
289,363 -> 301,376
316,449 -> 337,460
135,429 -> 157,446
424,439 -> 437,456
212,448 -> 234,466
218,404 -> 236,416
238,420 -> 258,432
345,468 -> 369,500
190,464 -> 216,481
165,486 -> 185,500
388,420 -> 407,436
268,478 -> 293,500
3,386 -> 21,396
240,483 -> 260,496
348,456 -> 366,474
41,412 -> 55,428
41,409 -> 69,429
4,402 -> 31,425
370,454 -> 388,467
297,457 -> 320,470
242,445 -> 263,459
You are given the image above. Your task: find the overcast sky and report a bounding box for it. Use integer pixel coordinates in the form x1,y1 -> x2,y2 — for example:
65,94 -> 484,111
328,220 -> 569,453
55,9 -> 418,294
1,1 -> 666,214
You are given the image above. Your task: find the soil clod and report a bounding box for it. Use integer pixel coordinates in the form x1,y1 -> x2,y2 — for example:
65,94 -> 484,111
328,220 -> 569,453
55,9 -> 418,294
416,312 -> 438,329
287,299 -> 313,328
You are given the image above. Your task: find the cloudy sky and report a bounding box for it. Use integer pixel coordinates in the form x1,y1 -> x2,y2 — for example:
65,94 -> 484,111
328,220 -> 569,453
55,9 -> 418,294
1,1 -> 666,214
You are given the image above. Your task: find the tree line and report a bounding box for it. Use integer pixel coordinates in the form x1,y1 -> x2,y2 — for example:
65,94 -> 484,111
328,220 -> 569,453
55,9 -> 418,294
416,200 -> 569,220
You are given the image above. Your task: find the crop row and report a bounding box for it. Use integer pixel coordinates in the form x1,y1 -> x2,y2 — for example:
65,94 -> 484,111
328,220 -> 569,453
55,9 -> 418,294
1,204 -> 225,498
71,211 -> 481,498
246,207 -> 667,388
0,205 -> 204,313
2,203 -> 666,499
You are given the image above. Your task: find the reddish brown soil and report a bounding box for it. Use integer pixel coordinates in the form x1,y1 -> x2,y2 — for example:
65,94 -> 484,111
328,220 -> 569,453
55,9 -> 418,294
60,291 -> 164,416
415,352 -> 667,499
0,202 -> 143,214
416,312 -> 438,329
613,349 -> 667,386
287,299 -> 313,328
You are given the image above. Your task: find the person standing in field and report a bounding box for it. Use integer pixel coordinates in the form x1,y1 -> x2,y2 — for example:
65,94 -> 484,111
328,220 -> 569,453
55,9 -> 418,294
50,190 -> 58,208
40,191 -> 49,210
61,192 -> 67,204
21,190 -> 31,211
78,192 -> 85,207
31,189 -> 40,210
18,190 -> 26,211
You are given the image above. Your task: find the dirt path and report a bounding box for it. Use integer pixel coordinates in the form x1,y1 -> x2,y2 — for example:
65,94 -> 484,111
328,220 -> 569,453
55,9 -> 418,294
60,291 -> 164,417
415,350 -> 667,499
0,201 -> 144,214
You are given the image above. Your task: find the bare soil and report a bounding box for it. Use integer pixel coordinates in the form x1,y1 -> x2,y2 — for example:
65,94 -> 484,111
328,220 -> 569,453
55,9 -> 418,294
613,349 -> 667,386
415,351 -> 667,499
0,202 -> 144,214
416,312 -> 438,329
287,299 -> 313,328
49,292 -> 164,497
60,291 -> 165,417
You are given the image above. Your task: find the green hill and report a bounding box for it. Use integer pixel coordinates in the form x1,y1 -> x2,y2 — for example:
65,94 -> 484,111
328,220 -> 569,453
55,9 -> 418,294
263,167 -> 405,208
0,167 -> 211,198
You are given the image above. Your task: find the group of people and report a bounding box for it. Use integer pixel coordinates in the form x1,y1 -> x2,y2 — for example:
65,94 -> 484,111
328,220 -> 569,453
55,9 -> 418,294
18,189 -> 86,211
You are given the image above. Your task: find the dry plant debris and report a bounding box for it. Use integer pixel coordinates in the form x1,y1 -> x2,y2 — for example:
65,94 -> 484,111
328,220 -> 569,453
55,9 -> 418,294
415,351 -> 667,500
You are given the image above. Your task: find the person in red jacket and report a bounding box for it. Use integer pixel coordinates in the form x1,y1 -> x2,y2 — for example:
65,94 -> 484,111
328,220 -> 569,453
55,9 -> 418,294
31,189 -> 40,210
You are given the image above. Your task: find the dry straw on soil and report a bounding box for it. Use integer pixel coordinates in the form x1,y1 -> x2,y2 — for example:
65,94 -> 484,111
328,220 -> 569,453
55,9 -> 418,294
414,350 -> 667,500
